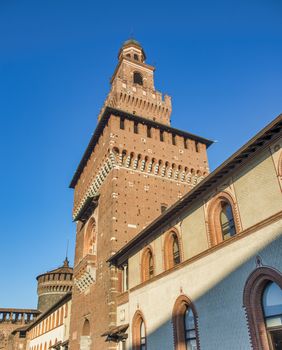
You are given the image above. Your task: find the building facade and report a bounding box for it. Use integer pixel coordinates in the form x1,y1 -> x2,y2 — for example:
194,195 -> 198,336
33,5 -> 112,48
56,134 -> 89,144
109,115 -> 282,350
68,39 -> 213,350
25,293 -> 71,350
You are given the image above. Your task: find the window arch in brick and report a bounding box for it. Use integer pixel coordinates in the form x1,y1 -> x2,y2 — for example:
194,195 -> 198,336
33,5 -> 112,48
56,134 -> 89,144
207,191 -> 241,246
164,229 -> 182,270
141,247 -> 154,282
172,295 -> 200,350
80,319 -> 91,350
132,310 -> 147,350
243,267 -> 282,350
84,218 -> 96,256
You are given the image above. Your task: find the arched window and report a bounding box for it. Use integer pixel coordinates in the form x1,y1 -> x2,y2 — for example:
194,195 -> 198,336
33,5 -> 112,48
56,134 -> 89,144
84,218 -> 96,256
132,311 -> 147,350
207,192 -> 241,246
134,54 -> 139,61
164,231 -> 182,270
243,267 -> 282,350
82,319 -> 90,336
133,72 -> 143,85
141,248 -> 154,282
172,295 -> 200,350
81,319 -> 91,350
220,202 -> 236,239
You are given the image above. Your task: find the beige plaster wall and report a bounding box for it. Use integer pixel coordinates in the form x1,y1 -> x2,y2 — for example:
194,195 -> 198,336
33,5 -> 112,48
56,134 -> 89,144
234,146 -> 282,230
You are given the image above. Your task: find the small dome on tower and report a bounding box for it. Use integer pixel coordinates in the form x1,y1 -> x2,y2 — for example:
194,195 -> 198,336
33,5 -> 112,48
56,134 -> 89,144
118,38 -> 146,62
122,38 -> 142,47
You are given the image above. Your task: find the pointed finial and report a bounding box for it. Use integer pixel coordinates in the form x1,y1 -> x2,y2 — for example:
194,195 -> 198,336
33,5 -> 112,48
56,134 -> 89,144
63,256 -> 69,267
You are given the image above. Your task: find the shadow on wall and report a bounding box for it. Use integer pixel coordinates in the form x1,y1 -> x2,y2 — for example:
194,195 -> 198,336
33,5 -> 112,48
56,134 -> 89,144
120,233 -> 282,350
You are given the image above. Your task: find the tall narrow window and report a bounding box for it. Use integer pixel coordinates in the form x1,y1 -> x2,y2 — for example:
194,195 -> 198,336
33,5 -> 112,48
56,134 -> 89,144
195,141 -> 199,152
164,230 -> 182,270
140,321 -> 146,350
141,248 -> 154,282
184,138 -> 188,149
120,118 -> 125,130
133,72 -> 143,85
184,308 -> 197,349
160,130 -> 164,142
132,311 -> 146,350
134,122 -> 139,134
84,218 -> 96,256
173,235 -> 181,266
220,202 -> 236,240
173,295 -> 200,350
147,126 -> 152,138
81,319 -> 91,350
148,254 -> 154,279
172,134 -> 176,145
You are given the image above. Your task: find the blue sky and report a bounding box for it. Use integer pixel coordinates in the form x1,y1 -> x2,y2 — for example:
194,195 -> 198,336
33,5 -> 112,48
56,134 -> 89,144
0,0 -> 281,308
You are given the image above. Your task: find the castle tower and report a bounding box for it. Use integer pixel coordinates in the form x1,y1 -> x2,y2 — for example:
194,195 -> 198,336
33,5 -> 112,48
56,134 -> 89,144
36,258 -> 73,312
98,39 -> 172,125
69,39 -> 213,350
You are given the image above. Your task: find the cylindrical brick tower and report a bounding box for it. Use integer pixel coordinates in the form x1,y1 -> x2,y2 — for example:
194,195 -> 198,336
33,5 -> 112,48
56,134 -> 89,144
36,258 -> 73,312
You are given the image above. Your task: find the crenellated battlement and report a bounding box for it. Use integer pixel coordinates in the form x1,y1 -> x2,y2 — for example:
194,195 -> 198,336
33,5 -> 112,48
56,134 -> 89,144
98,77 -> 172,125
0,309 -> 39,324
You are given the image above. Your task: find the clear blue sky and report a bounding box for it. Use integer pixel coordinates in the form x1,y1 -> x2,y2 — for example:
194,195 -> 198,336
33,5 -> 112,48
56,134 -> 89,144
0,0 -> 281,308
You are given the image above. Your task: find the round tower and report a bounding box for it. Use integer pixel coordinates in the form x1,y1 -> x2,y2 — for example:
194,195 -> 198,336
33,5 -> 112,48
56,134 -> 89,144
36,258 -> 73,312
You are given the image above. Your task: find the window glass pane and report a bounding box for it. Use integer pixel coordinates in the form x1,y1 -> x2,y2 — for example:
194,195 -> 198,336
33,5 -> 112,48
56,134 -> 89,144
185,308 -> 195,329
186,339 -> 197,350
148,254 -> 154,278
220,202 -> 236,239
186,330 -> 196,339
140,321 -> 145,338
263,282 -> 282,317
265,315 -> 282,328
173,235 -> 180,265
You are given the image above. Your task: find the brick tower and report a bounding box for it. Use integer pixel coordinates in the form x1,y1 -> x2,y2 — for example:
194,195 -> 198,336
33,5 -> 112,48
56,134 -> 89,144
69,39 -> 212,350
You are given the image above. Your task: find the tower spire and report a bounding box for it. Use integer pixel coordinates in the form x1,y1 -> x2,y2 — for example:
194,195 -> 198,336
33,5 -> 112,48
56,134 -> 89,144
97,39 -> 172,125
